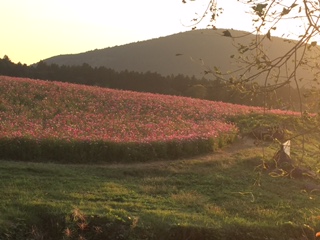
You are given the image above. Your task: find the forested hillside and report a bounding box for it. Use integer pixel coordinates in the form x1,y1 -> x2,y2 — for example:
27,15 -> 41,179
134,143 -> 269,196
0,55 -> 310,111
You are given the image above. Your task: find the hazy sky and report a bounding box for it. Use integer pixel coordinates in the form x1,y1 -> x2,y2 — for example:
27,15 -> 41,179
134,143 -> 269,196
0,0 -> 265,65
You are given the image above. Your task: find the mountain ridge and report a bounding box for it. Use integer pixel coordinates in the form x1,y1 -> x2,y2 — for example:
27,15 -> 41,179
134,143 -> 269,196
43,28 -> 312,83
42,29 -> 252,78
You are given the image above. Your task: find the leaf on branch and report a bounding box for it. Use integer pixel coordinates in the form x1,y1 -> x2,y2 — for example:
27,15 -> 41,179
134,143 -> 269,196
222,30 -> 232,37
182,0 -> 186,3
266,30 -> 271,40
291,3 -> 298,8
239,45 -> 249,54
252,3 -> 268,17
311,41 -> 317,47
281,7 -> 290,16
308,41 -> 317,50
214,66 -> 221,75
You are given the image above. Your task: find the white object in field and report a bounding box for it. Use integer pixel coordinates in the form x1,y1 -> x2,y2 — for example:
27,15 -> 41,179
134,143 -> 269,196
282,140 -> 290,156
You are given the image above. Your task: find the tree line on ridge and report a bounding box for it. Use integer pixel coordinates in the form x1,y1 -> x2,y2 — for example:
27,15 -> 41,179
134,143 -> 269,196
0,55 -> 310,111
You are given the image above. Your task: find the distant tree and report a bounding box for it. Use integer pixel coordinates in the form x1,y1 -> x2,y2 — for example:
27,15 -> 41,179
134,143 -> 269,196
185,84 -> 207,99
34,60 -> 49,80
170,74 -> 193,95
0,55 -> 16,76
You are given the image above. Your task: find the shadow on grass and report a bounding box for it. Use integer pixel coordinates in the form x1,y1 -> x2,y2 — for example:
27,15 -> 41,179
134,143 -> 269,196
0,204 -> 315,240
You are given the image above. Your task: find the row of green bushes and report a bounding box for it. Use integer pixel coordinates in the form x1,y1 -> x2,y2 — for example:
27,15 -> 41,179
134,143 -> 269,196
0,133 -> 237,163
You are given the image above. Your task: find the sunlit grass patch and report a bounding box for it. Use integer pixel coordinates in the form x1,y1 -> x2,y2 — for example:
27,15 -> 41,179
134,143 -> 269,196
170,190 -> 209,207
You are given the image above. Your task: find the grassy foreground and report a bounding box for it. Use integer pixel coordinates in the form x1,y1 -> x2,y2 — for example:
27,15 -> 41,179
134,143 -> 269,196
1,137 -> 320,239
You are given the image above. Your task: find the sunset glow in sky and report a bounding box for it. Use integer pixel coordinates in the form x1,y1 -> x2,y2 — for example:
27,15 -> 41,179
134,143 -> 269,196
1,0 -> 301,65
1,0 -> 257,65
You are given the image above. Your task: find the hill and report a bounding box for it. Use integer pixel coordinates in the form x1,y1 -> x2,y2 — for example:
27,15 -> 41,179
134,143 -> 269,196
0,75 -> 300,163
42,29 -> 314,85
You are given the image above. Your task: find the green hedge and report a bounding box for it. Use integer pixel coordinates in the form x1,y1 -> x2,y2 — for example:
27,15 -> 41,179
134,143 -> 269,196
0,132 -> 237,164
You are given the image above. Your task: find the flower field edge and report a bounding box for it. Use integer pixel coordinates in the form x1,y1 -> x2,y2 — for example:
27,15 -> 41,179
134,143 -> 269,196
0,132 -> 238,163
0,75 -> 299,163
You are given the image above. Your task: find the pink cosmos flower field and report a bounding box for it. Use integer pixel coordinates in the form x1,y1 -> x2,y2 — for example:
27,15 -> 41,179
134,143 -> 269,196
0,76 -> 299,163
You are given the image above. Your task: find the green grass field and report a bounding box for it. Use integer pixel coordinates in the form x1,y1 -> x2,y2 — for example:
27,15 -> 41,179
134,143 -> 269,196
1,130 -> 320,239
